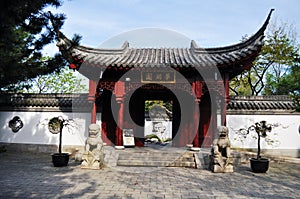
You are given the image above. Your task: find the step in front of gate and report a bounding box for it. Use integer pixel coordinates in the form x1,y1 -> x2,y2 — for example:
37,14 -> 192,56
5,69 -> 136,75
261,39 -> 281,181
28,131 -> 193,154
117,151 -> 196,168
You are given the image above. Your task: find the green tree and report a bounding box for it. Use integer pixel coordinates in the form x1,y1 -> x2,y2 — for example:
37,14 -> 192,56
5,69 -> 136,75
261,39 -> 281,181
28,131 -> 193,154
230,73 -> 253,96
263,22 -> 299,95
145,100 -> 172,113
276,65 -> 300,111
230,20 -> 299,96
0,0 -> 66,90
18,66 -> 88,93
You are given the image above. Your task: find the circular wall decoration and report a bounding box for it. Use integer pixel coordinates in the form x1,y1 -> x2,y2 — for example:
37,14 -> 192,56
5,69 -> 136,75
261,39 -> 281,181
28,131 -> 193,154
8,116 -> 24,133
48,117 -> 62,134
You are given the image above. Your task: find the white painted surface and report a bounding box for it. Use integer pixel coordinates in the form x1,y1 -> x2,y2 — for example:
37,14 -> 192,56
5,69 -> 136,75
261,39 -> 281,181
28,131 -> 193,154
1,110 -> 299,153
0,111 -> 93,147
227,115 -> 300,150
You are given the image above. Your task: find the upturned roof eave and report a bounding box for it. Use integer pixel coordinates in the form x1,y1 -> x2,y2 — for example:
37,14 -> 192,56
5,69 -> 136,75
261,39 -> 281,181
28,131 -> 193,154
55,9 -> 274,71
192,9 -> 274,54
58,9 -> 273,55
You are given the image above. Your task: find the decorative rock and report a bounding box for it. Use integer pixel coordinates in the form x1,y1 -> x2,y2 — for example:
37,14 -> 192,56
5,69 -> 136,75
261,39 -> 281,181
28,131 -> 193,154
150,138 -> 159,143
74,148 -> 83,162
115,146 -> 125,150
190,147 -> 200,152
210,126 -> 233,173
81,124 -> 104,169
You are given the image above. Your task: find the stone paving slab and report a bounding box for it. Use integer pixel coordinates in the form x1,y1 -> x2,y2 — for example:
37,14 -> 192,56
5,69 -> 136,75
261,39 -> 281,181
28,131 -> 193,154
0,151 -> 299,199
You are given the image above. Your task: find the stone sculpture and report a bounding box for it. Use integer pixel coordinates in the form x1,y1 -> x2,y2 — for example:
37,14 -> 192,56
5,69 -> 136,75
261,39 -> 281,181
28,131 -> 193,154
210,126 -> 233,173
81,124 -> 104,169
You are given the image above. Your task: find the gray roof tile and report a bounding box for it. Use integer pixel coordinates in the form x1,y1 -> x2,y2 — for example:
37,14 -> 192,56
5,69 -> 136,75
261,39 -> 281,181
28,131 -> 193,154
227,95 -> 296,113
1,93 -> 296,113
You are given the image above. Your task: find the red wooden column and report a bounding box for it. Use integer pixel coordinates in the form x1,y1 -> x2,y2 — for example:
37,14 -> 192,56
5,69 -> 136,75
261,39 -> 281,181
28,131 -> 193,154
223,73 -> 230,126
114,81 -> 125,146
192,100 -> 200,147
88,80 -> 97,124
192,81 -> 202,147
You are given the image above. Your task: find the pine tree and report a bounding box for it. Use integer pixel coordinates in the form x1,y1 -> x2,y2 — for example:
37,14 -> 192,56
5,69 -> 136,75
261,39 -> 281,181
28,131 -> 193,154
0,0 -> 66,90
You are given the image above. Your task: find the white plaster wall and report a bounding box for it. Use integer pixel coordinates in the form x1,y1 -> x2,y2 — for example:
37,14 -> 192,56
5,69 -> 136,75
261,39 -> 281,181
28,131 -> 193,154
0,111 -> 94,147
227,114 -> 300,150
2,110 -> 299,154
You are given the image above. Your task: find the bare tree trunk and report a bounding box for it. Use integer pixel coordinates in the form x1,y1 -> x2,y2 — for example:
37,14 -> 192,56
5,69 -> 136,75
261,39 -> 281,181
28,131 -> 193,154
59,122 -> 63,154
257,133 -> 261,160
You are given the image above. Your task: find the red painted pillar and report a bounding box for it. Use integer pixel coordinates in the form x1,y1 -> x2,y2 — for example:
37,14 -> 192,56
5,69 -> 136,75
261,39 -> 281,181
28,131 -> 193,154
88,80 -> 97,124
114,81 -> 125,146
91,103 -> 97,124
223,73 -> 230,126
192,81 -> 202,147
116,100 -> 124,146
192,100 -> 200,147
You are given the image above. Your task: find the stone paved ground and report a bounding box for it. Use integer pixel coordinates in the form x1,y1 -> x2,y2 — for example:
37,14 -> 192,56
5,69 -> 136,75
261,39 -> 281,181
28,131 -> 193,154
0,151 -> 299,199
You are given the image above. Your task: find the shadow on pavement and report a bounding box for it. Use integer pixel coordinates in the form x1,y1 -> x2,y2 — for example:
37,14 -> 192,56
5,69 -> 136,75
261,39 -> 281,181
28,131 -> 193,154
0,151 -> 299,199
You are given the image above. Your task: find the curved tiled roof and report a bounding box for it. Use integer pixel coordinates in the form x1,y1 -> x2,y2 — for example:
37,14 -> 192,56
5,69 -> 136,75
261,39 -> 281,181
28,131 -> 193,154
0,93 -> 91,112
67,37 -> 263,69
227,95 -> 296,114
55,10 -> 274,80
1,93 -> 297,114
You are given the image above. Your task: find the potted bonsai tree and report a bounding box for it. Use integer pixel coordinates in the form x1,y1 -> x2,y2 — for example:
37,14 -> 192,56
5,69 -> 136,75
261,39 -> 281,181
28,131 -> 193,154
48,116 -> 73,167
237,120 -> 272,173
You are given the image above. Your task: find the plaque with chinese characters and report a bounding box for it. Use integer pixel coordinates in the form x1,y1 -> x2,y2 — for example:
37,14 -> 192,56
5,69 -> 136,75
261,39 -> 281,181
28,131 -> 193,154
141,71 -> 176,83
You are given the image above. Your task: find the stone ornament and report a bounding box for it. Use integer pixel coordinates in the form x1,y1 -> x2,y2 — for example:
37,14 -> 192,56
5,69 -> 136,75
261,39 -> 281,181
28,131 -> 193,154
210,126 -> 233,173
81,124 -> 104,169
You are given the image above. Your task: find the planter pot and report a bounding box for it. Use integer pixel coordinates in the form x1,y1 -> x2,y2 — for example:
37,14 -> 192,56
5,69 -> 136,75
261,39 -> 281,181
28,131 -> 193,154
51,153 -> 70,167
250,158 -> 269,173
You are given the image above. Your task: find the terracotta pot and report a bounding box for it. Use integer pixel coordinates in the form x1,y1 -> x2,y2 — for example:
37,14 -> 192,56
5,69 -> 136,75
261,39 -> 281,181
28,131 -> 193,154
51,153 -> 70,167
250,158 -> 269,173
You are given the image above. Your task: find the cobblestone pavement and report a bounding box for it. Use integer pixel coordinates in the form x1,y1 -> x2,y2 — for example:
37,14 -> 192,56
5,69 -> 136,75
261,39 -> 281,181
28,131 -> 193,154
0,151 -> 299,199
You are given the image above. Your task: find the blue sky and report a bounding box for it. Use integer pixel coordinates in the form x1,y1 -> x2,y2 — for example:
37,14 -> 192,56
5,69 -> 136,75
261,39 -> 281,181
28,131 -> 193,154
45,0 -> 300,54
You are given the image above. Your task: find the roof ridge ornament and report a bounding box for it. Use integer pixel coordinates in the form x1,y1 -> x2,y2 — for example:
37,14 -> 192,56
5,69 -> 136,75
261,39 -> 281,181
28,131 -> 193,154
121,41 -> 130,50
190,40 -> 199,49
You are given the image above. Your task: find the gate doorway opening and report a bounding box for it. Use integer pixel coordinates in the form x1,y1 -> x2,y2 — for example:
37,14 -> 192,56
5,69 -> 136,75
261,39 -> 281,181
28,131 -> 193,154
144,100 -> 173,145
127,86 -> 182,147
